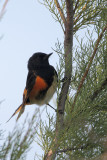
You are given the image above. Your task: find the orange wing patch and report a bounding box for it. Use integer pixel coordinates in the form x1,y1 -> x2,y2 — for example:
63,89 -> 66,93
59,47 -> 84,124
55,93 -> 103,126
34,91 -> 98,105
23,88 -> 28,102
29,76 -> 48,97
23,88 -> 27,97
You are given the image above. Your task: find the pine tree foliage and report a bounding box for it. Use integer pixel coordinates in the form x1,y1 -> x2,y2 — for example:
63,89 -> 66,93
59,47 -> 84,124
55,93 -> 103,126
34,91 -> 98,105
0,109 -> 39,160
39,0 -> 107,159
0,0 -> 107,160
38,26 -> 107,158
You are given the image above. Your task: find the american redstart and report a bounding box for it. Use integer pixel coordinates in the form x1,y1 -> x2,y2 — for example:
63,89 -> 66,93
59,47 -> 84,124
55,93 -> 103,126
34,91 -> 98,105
7,52 -> 58,122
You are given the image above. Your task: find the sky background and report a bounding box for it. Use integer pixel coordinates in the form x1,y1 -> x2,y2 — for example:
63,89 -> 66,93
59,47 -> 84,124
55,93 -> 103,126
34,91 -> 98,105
0,0 -> 63,159
0,0 -> 96,159
0,0 -> 62,124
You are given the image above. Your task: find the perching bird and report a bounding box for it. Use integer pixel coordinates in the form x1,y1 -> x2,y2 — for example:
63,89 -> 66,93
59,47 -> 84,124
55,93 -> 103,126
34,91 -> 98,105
7,52 -> 58,122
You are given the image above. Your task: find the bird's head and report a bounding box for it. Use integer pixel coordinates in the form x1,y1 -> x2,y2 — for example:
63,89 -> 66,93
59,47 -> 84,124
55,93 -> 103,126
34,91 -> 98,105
28,52 -> 53,70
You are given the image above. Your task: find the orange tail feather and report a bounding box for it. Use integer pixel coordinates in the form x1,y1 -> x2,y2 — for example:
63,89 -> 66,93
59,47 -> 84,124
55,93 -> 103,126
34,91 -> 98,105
6,104 -> 23,123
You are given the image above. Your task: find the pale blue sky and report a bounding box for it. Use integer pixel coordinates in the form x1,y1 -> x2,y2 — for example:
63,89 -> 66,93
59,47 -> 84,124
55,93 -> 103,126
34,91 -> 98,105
0,0 -> 97,159
0,0 -> 63,158
0,0 -> 62,122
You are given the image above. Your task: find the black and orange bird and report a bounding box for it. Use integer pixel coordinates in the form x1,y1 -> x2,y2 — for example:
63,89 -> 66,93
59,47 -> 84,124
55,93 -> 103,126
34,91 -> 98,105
7,52 -> 58,122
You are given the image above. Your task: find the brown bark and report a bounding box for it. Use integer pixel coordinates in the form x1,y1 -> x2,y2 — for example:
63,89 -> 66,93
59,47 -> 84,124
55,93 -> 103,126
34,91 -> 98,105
44,0 -> 74,159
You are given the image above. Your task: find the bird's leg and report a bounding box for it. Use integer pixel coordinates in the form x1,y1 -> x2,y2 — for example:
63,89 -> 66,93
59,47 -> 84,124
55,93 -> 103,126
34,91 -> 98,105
47,103 -> 57,112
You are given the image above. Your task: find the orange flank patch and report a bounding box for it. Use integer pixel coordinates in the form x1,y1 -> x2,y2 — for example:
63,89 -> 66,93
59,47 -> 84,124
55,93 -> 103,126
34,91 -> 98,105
29,76 -> 48,97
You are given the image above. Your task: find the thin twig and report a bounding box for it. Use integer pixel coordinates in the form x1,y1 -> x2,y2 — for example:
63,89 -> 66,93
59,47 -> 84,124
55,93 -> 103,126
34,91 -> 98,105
47,103 -> 57,112
0,0 -> 9,19
57,143 -> 95,153
73,0 -> 79,13
91,78 -> 107,101
0,99 -> 5,105
71,24 -> 107,112
74,0 -> 89,24
54,0 -> 66,27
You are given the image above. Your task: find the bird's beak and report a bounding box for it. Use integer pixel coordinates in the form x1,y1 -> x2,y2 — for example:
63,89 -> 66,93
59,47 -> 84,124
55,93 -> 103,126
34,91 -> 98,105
47,53 -> 53,58
45,53 -> 53,59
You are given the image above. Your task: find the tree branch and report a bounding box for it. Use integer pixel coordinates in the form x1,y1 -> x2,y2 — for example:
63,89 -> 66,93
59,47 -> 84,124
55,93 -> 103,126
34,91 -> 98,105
57,143 -> 96,153
54,0 -> 66,27
0,0 -> 9,19
44,0 -> 74,159
58,0 -> 73,114
91,78 -> 107,101
73,0 -> 79,14
74,0 -> 89,25
71,24 -> 107,112
0,99 -> 5,105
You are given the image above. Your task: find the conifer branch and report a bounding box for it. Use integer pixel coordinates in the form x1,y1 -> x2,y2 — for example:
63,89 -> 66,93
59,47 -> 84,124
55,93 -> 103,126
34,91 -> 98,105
0,0 -> 9,19
91,78 -> 107,101
54,0 -> 66,27
57,143 -> 96,153
44,1 -> 74,159
74,0 -> 89,24
58,0 -> 73,114
71,24 -> 107,112
73,0 -> 79,13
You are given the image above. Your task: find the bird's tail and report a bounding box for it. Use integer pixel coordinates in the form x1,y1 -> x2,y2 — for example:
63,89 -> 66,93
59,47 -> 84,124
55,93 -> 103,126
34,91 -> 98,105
6,103 -> 25,123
